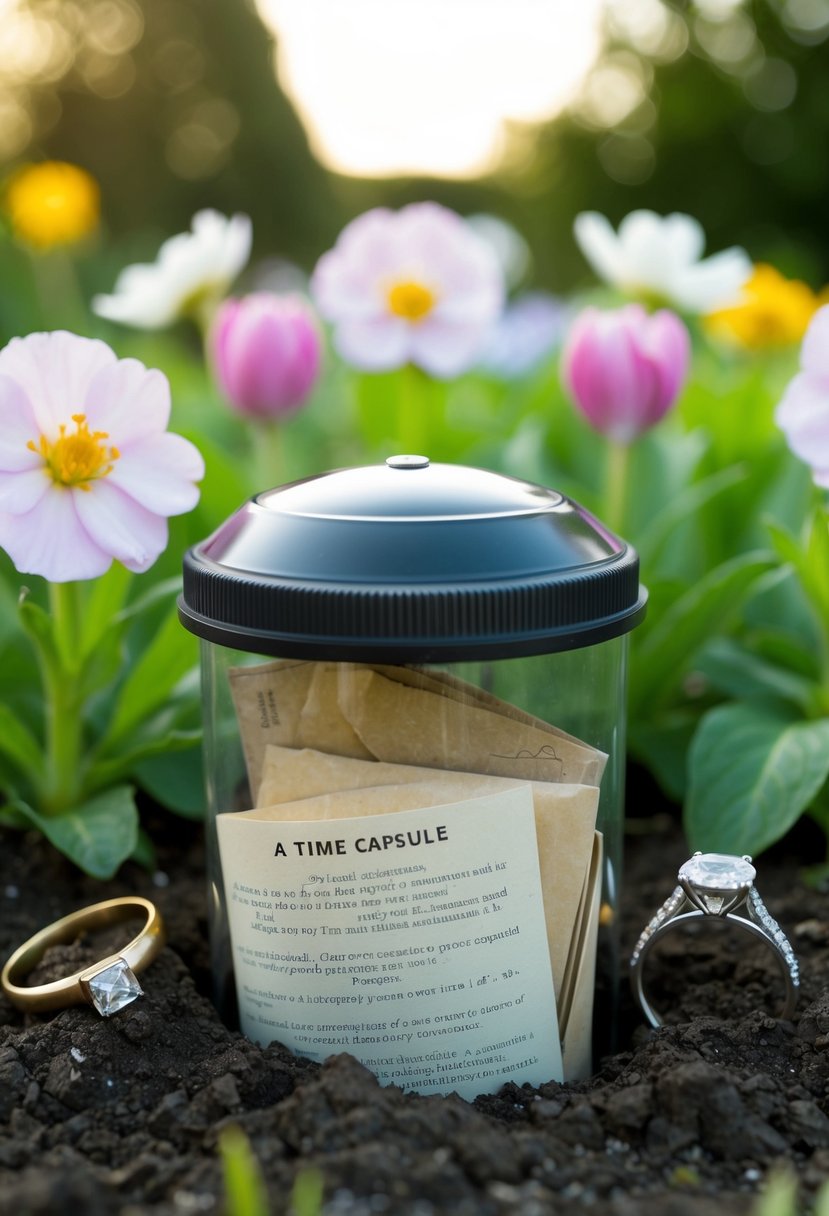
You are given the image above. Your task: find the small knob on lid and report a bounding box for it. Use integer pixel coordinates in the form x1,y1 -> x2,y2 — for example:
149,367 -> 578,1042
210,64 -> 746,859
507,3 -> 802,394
385,454 -> 430,469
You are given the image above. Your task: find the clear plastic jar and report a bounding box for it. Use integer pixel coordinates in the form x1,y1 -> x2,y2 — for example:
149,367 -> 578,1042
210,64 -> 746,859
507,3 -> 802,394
181,457 -> 644,1091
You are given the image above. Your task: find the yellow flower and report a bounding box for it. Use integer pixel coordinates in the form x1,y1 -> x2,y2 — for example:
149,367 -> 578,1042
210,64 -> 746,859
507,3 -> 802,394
705,263 -> 821,350
5,161 -> 100,250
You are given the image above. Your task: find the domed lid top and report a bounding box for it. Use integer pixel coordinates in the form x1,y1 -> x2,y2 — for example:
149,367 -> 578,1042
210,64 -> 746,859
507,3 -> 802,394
180,457 -> 646,660
253,456 -> 560,525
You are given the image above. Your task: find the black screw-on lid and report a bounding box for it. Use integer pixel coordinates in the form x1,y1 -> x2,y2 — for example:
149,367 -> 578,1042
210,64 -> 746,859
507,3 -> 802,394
179,457 -> 646,661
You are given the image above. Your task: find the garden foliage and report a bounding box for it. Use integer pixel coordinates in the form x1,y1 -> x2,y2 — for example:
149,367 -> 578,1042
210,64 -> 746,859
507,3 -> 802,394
0,184 -> 827,877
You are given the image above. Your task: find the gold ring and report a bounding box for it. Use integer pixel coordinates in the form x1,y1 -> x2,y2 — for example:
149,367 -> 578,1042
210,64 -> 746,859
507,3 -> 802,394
1,896 -> 165,1017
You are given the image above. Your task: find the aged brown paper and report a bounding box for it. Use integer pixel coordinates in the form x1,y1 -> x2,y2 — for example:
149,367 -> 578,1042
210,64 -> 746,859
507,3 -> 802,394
336,667 -> 603,785
228,660 -> 607,802
560,832 -> 603,1082
226,657 -> 607,1078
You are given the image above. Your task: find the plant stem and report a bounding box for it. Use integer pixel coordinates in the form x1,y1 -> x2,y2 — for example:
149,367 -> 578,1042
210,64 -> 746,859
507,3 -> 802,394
42,582 -> 84,812
398,363 -> 428,455
605,439 -> 632,535
30,249 -> 88,332
252,420 -> 284,491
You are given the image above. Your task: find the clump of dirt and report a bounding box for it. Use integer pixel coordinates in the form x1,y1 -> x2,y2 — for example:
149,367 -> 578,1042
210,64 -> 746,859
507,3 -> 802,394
2,809 -> 829,1216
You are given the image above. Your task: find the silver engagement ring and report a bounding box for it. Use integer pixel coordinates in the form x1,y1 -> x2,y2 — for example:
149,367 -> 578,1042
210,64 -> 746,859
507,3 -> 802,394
630,851 -> 799,1028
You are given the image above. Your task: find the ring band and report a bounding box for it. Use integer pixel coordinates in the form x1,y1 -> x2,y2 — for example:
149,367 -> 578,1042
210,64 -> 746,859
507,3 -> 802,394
630,852 -> 799,1028
1,896 -> 165,1017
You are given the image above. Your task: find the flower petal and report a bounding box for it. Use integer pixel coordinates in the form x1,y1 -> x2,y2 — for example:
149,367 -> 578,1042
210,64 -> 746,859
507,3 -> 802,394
0,467 -> 50,514
108,432 -> 204,515
408,317 -> 492,378
775,374 -> 829,468
333,317 -> 411,371
0,373 -> 41,471
83,358 -> 172,444
93,211 -> 252,329
671,248 -> 753,313
73,480 -> 168,572
0,331 -> 116,434
574,212 -> 628,286
801,305 -> 829,378
93,264 -> 177,328
616,210 -> 684,289
0,486 -> 112,581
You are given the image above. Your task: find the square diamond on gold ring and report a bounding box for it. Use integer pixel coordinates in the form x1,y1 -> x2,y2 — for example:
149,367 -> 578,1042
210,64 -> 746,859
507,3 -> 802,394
630,851 -> 799,1029
1,896 -> 165,1017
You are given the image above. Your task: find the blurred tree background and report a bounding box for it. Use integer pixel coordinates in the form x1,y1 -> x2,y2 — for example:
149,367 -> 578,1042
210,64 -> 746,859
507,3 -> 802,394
1,0 -> 828,296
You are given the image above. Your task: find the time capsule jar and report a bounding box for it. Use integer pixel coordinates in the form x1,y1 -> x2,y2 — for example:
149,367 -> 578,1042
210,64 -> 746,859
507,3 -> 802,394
179,455 -> 646,1084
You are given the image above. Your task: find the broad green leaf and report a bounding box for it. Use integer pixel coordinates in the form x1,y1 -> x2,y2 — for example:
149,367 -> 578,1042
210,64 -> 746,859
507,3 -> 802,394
12,786 -> 138,878
629,711 -> 701,802
685,703 -> 829,857
767,511 -> 829,625
134,746 -> 206,819
102,606 -> 198,748
636,464 -> 747,570
77,626 -> 126,701
695,636 -> 818,714
750,628 -> 823,679
630,551 -> 777,715
130,827 -> 157,872
87,729 -> 202,792
0,703 -> 43,779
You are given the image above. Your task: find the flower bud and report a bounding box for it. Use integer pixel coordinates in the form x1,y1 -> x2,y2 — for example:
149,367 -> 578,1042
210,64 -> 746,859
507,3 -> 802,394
210,293 -> 322,419
562,304 -> 690,443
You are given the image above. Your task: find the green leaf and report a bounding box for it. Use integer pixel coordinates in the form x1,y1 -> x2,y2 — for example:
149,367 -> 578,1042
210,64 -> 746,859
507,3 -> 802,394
0,702 -> 43,780
685,703 -> 829,857
87,729 -> 202,792
629,711 -> 700,802
102,606 -> 198,748
113,576 -> 184,629
636,464 -> 747,569
768,510 -> 829,624
695,636 -> 819,714
130,826 -> 157,872
12,786 -> 139,878
630,551 -> 777,715
219,1126 -> 270,1216
805,509 -> 829,622
17,590 -> 60,673
79,563 -> 133,657
134,745 -> 205,819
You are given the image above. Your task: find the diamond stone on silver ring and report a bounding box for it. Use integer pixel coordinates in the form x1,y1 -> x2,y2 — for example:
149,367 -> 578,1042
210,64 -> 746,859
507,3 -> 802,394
630,851 -> 800,1028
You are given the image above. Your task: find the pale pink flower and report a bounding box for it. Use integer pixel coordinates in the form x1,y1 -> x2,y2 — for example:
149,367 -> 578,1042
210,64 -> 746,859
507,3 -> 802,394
562,304 -> 690,443
311,202 -> 505,378
775,304 -> 829,488
210,293 -> 322,419
0,331 -> 204,582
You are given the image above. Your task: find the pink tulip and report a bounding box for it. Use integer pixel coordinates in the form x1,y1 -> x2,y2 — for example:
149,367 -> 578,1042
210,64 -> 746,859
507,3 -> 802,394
562,304 -> 690,443
210,293 -> 322,419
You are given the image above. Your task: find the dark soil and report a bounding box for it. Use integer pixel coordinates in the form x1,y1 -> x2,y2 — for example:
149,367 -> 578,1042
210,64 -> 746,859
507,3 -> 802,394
2,803 -> 829,1216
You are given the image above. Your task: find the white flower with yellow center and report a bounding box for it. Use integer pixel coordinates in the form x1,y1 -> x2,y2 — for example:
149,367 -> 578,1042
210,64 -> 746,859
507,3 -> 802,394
0,331 -> 204,582
92,210 -> 252,330
574,209 -> 752,315
311,202 -> 505,378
